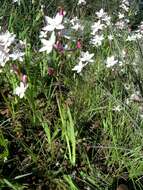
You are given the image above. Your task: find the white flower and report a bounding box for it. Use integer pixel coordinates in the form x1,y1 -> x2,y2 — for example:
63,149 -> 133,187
0,31 -> 24,67
70,17 -> 84,31
108,34 -> 113,41
135,33 -> 142,39
130,92 -> 142,102
72,51 -> 94,74
126,33 -> 142,42
120,3 -> 129,12
106,56 -> 118,68
102,15 -> 111,26
118,13 -> 124,19
115,21 -> 126,29
19,39 -> 26,48
138,22 -> 143,34
126,35 -> 136,41
71,22 -> 84,31
0,31 -> 16,67
39,31 -> 56,53
0,31 -> 15,48
4,157 -> 7,162
122,0 -> 129,6
72,61 -> 86,73
80,51 -> 94,63
78,0 -> 86,5
39,31 -> 47,38
113,105 -> 122,112
13,0 -> 21,5
96,9 -> 111,25
91,34 -> 104,47
70,17 -> 79,25
91,20 -> 104,34
42,13 -> 64,32
96,9 -> 106,19
0,48 -> 9,67
9,50 -> 25,62
122,49 -> 126,58
14,82 -> 28,99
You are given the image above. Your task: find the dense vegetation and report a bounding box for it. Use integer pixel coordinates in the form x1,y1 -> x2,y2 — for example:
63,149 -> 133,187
0,0 -> 143,189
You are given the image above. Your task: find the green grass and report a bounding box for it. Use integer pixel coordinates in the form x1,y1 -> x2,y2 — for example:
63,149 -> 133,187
0,0 -> 143,189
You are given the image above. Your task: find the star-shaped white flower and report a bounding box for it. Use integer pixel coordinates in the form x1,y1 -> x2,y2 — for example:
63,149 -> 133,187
91,34 -> 104,47
108,34 -> 113,41
9,50 -> 25,62
118,12 -> 124,19
39,31 -> 56,53
91,20 -> 104,34
106,56 -> 118,68
42,13 -> 64,32
80,51 -> 94,63
14,82 -> 28,99
102,15 -> 111,26
96,9 -> 106,19
71,22 -> 84,31
72,61 -> 86,73
0,31 -> 15,48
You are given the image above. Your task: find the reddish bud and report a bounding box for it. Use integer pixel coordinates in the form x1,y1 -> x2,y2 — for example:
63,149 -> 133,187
21,74 -> 28,85
48,67 -> 55,76
59,7 -> 65,16
54,40 -> 64,52
76,40 -> 82,49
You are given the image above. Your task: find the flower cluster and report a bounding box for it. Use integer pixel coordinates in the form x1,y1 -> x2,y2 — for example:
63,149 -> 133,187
0,31 -> 15,67
70,17 -> 84,31
0,31 -> 25,67
39,8 -> 89,74
115,0 -> 130,30
4,0 -> 143,100
90,9 -> 111,47
39,10 -> 65,54
72,51 -> 94,73
120,0 -> 130,12
0,29 -> 27,98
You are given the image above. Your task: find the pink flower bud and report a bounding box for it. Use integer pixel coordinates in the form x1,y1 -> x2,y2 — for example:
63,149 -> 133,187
48,67 -> 55,76
76,40 -> 82,49
21,74 -> 28,85
59,7 -> 66,16
54,40 -> 64,52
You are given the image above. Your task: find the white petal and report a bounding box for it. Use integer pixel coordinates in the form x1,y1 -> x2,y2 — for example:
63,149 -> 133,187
42,25 -> 55,31
49,31 -> 56,45
46,46 -> 53,54
39,46 -> 49,52
20,92 -> 25,98
55,13 -> 63,25
56,24 -> 64,30
45,16 -> 54,25
40,38 -> 49,45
